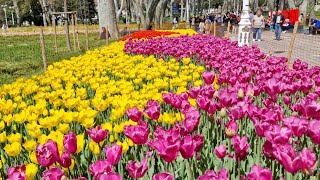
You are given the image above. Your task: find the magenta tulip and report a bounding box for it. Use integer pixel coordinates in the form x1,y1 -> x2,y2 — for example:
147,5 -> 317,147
247,164 -> 273,180
97,172 -> 122,180
58,152 -> 72,168
232,135 -> 250,161
188,86 -> 201,99
215,145 -> 227,159
63,132 -> 77,154
283,96 -> 291,105
124,121 -> 149,145
126,107 -> 143,122
193,134 -> 204,152
7,165 -> 26,180
305,101 -> 320,118
225,120 -> 238,138
104,143 -> 122,165
183,107 -> 201,133
299,148 -> 317,175
180,135 -> 196,159
145,100 -> 161,120
307,120 -> 320,144
86,125 -> 108,144
89,160 -> 112,178
36,139 -> 59,167
152,172 -> 175,180
42,167 -> 64,180
202,71 -> 215,85
126,158 -> 148,179
283,116 -> 308,137
197,169 -> 228,180
196,95 -> 210,110
152,139 -> 180,163
264,125 -> 292,145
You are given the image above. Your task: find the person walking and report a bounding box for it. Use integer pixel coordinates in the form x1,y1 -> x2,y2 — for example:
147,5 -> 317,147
272,10 -> 284,40
252,10 -> 264,41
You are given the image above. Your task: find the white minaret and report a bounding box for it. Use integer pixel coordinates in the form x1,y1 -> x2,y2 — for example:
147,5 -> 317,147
238,0 -> 252,47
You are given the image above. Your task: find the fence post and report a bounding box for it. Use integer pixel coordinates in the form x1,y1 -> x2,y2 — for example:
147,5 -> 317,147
71,13 -> 76,51
53,15 -> 58,53
106,26 -> 109,45
39,28 -> 47,71
287,21 -> 299,68
85,23 -> 89,50
75,13 -> 80,50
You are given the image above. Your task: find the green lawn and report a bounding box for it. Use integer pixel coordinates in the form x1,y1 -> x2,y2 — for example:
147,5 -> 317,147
0,32 -> 112,85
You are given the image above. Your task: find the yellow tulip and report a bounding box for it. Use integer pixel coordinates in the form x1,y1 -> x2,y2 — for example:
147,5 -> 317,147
26,163 -> 38,180
0,132 -> 7,143
29,152 -> 38,164
76,134 -> 85,153
89,141 -> 100,155
0,121 -> 5,131
23,140 -> 37,152
7,133 -> 22,143
4,142 -> 22,157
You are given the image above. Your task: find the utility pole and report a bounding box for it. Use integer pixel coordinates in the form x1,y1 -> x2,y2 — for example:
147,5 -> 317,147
64,0 -> 71,51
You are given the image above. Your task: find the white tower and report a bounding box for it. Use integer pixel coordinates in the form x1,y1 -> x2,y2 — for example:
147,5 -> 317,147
238,0 -> 252,47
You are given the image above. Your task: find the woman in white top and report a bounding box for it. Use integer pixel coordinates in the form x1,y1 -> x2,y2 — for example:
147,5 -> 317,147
252,10 -> 264,41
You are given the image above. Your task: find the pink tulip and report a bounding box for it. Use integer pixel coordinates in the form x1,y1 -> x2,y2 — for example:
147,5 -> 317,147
171,94 -> 182,109
232,135 -> 250,161
145,100 -> 161,120
58,152 -> 72,168
274,144 -> 301,174
42,167 -> 64,180
202,71 -> 215,85
89,160 -> 112,178
196,95 -> 210,110
180,135 -> 196,159
207,100 -> 217,114
104,143 -> 122,165
299,148 -> 317,175
124,121 -> 149,145
188,86 -> 201,99
97,172 -> 122,180
152,138 -> 180,163
283,116 -> 308,137
225,120 -> 238,138
7,165 -> 26,180
305,101 -> 320,118
262,141 -> 275,160
264,125 -> 292,145
183,107 -> 201,133
126,107 -> 143,122
162,92 -> 174,105
307,120 -> 320,144
247,164 -> 273,180
215,145 -> 227,159
63,132 -> 77,154
126,158 -> 148,179
86,125 -> 108,144
36,139 -> 59,167
283,96 -> 291,105
152,172 -> 175,180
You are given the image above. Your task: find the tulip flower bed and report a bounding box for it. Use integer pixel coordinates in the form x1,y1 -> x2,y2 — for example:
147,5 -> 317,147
1,30 -> 320,180
120,29 -> 196,41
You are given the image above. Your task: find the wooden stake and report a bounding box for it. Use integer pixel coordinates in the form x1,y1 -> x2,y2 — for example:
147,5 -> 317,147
39,28 -> 47,71
227,21 -> 231,34
287,21 -> 299,68
64,0 -> 71,51
71,13 -> 76,51
106,26 -> 109,45
85,23 -> 89,50
53,15 -> 58,53
75,14 -> 80,50
213,21 -> 216,36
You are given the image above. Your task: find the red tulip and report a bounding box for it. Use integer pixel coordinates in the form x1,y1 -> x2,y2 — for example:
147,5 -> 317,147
58,152 -> 72,168
36,139 -> 59,167
63,132 -> 77,154
126,158 -> 148,179
104,143 -> 122,165
202,71 -> 215,85
126,107 -> 143,122
247,164 -> 273,180
86,125 -> 108,144
89,160 -> 112,178
225,120 -> 238,138
152,172 -> 175,180
215,145 -> 227,159
124,121 -> 149,145
42,167 -> 64,180
7,165 -> 26,180
232,135 -> 250,161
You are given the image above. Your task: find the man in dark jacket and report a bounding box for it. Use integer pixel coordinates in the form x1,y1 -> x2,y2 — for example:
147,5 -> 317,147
272,10 -> 284,40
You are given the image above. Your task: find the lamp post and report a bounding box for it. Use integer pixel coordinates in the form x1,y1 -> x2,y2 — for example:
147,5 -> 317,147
237,0 -> 252,47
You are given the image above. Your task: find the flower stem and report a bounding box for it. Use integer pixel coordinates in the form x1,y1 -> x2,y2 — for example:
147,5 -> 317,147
238,160 -> 241,180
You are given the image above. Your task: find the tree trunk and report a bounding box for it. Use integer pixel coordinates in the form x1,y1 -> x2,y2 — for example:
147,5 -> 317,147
308,0 -> 316,20
12,0 -> 21,26
266,0 -> 275,11
115,0 -> 126,21
98,0 -> 119,38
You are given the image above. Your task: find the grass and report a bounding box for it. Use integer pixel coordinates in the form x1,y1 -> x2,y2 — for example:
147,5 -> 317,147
0,32 -> 113,85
